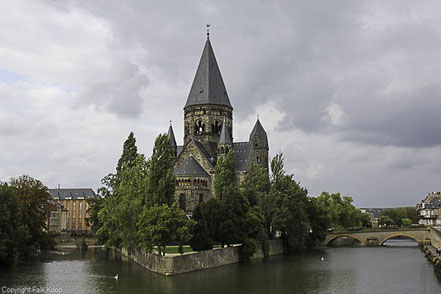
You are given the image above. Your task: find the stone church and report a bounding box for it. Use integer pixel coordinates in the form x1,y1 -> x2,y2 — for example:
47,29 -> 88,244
167,34 -> 269,215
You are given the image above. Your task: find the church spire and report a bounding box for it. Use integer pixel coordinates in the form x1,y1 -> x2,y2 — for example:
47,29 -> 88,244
184,35 -> 232,109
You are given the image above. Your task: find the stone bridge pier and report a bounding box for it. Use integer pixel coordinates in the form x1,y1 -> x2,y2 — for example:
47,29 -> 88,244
324,228 -> 431,246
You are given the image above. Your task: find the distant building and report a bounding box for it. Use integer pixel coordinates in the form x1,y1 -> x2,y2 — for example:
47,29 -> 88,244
416,191 -> 441,226
49,188 -> 99,234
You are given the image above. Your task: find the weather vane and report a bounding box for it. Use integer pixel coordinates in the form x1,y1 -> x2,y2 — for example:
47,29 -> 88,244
206,24 -> 210,36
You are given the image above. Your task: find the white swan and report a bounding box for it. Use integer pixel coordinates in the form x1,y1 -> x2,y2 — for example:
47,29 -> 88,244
321,257 -> 324,261
114,274 -> 119,280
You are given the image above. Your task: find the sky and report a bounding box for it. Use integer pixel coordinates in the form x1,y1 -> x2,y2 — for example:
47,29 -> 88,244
1,0 -> 440,207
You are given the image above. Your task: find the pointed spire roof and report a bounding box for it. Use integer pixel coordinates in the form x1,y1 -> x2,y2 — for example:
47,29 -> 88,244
219,118 -> 232,144
185,36 -> 232,109
250,119 -> 268,148
167,123 -> 177,148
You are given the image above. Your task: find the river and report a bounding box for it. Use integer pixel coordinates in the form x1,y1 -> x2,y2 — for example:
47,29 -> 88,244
1,239 -> 440,294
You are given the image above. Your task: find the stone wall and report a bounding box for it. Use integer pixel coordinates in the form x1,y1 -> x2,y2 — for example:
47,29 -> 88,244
116,239 -> 285,276
429,226 -> 441,248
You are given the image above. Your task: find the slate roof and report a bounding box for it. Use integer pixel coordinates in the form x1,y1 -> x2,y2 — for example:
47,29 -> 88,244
233,142 -> 251,172
250,119 -> 268,148
177,145 -> 184,157
219,119 -> 232,144
168,125 -> 177,148
174,155 -> 209,176
49,188 -> 97,200
184,37 -> 232,109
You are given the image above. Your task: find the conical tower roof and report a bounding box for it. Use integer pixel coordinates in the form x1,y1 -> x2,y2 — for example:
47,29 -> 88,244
219,119 -> 232,144
167,124 -> 177,148
250,119 -> 268,148
185,36 -> 232,109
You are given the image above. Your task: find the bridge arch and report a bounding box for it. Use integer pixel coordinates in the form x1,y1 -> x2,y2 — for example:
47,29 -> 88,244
325,234 -> 365,246
379,233 -> 421,246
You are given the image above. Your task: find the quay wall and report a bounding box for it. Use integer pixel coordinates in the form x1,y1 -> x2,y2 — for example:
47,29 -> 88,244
116,239 -> 285,276
429,226 -> 441,248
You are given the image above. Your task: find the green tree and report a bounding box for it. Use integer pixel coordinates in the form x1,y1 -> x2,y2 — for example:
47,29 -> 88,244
214,150 -> 237,200
97,155 -> 148,250
241,163 -> 270,207
316,192 -> 366,229
116,132 -> 138,173
10,175 -> 52,250
269,153 -> 310,252
0,184 -> 19,266
146,134 -> 176,207
306,196 -> 331,247
190,197 -> 223,251
86,197 -> 103,234
137,204 -> 195,256
402,218 -> 412,226
378,215 -> 394,226
379,207 -> 418,226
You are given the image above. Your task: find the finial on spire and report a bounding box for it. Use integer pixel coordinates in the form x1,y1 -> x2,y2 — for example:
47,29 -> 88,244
169,120 -> 172,126
257,114 -> 260,120
206,24 -> 210,38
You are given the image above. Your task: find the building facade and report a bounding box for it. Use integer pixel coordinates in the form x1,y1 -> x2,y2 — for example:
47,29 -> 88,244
168,34 -> 269,215
416,191 -> 441,226
49,188 -> 98,234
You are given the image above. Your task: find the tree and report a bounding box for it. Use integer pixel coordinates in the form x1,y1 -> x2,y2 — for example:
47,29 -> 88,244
315,192 -> 367,229
190,197 -> 223,251
0,184 -> 18,266
306,197 -> 331,247
402,218 -> 412,226
86,196 -> 103,234
269,153 -> 310,252
241,163 -> 270,207
10,175 -> 52,250
214,150 -> 237,200
379,207 -> 418,226
137,204 -> 195,256
378,215 -> 394,226
116,132 -> 138,173
146,134 -> 176,207
97,155 -> 148,250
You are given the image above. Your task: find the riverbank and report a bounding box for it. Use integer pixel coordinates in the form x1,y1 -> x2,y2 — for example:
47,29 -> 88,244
114,239 -> 286,276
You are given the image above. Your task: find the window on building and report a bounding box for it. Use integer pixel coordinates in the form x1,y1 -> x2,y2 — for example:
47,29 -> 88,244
179,194 -> 186,211
199,194 -> 203,204
257,156 -> 260,163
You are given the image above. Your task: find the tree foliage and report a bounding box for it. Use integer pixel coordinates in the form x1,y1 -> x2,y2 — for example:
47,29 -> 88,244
0,184 -> 18,266
116,131 -> 138,173
146,134 -> 176,207
379,207 -> 418,226
138,204 -> 195,256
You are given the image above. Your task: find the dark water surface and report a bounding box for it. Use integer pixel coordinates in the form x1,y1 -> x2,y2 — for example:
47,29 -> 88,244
1,240 -> 440,294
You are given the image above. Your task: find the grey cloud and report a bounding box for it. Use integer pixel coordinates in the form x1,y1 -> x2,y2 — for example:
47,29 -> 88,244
78,60 -> 148,118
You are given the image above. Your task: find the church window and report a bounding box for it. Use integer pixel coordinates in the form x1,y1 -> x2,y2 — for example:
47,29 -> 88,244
179,194 -> 186,210
257,156 -> 260,163
199,194 -> 204,203
221,146 -> 224,154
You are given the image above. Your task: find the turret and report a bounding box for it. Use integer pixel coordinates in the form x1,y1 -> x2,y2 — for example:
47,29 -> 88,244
167,123 -> 177,157
218,118 -> 233,156
249,119 -> 269,170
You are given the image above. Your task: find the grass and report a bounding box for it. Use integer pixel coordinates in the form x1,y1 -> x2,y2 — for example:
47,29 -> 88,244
163,246 -> 194,254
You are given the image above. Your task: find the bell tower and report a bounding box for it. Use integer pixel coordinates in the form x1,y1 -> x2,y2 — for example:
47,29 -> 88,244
183,32 -> 233,156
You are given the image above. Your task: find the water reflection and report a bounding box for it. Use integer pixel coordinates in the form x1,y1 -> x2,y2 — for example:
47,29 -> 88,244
0,246 -> 440,294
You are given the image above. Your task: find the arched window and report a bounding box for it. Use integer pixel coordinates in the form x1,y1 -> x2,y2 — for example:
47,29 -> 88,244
221,146 -> 225,154
179,194 -> 186,210
257,156 -> 260,163
199,194 -> 204,203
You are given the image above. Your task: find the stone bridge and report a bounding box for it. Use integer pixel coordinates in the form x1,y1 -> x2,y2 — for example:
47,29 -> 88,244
324,227 -> 431,246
